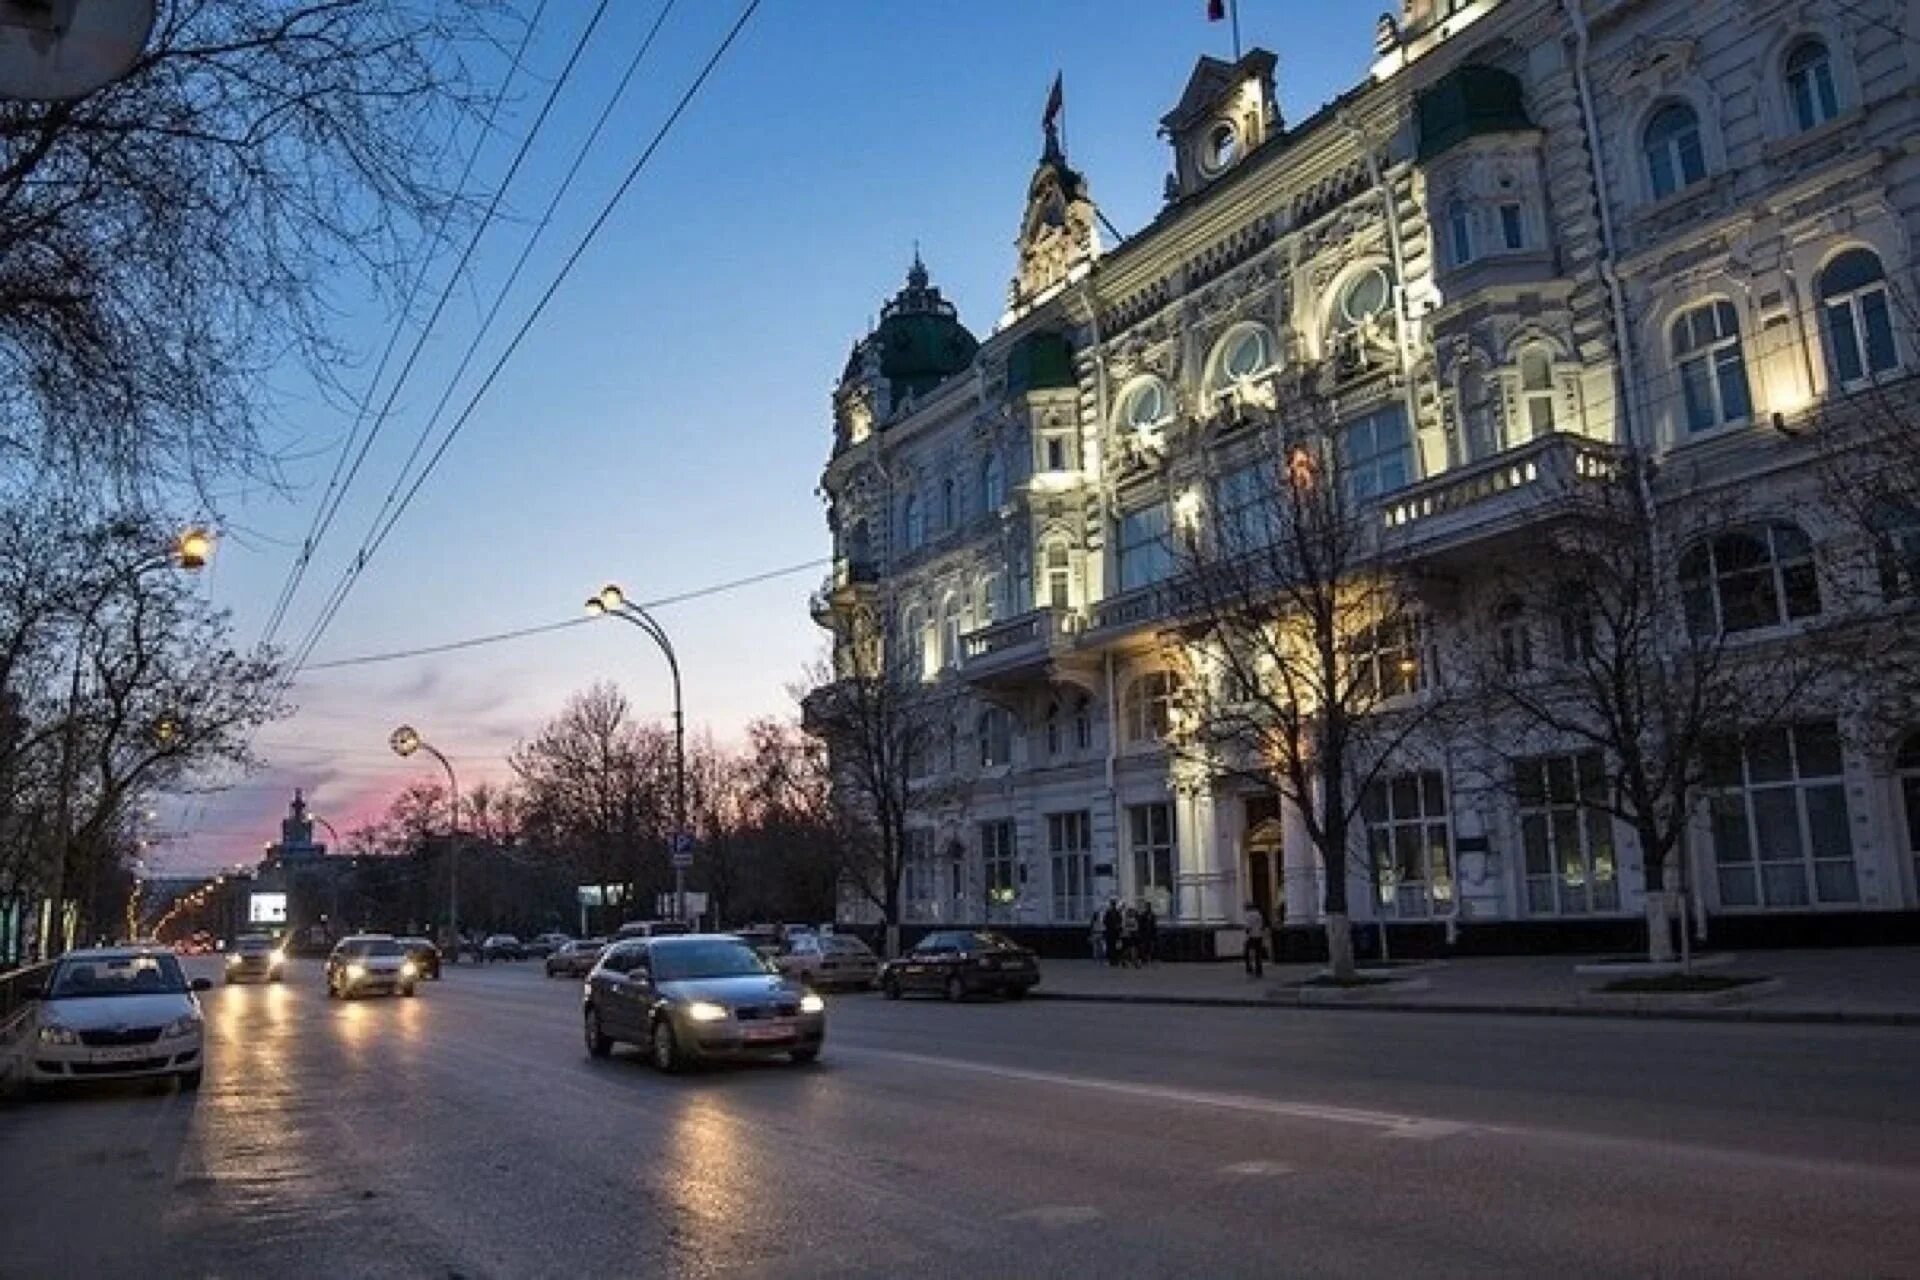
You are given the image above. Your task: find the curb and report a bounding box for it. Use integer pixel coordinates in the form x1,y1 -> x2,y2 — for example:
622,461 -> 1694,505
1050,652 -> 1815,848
1028,989 -> 1920,1026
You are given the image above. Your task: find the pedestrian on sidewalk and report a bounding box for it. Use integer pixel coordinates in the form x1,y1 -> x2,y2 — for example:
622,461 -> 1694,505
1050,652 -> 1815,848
1138,900 -> 1158,965
1088,908 -> 1106,963
1120,901 -> 1141,968
1102,899 -> 1122,967
1243,901 -> 1268,978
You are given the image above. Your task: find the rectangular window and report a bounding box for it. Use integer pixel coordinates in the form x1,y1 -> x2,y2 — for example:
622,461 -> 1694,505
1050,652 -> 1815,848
1340,405 -> 1413,502
1705,721 -> 1856,909
1515,751 -> 1618,915
1128,802 -> 1177,917
981,819 -> 1017,915
1117,501 -> 1173,591
1218,462 -> 1279,556
904,829 -> 939,921
1048,811 -> 1093,923
1499,203 -> 1525,250
1044,436 -> 1070,472
1361,771 -> 1453,918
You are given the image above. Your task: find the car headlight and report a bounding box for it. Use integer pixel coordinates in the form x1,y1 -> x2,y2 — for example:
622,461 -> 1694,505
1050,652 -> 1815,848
685,1001 -> 728,1023
226,954 -> 241,966
37,1023 -> 78,1046
161,1014 -> 201,1039
400,960 -> 418,978
271,951 -> 286,967
799,993 -> 825,1014
345,963 -> 366,980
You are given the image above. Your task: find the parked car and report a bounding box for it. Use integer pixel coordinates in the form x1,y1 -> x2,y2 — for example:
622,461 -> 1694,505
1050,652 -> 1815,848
775,933 -> 879,990
611,919 -> 691,942
480,934 -> 525,962
224,934 -> 285,983
581,934 -> 824,1072
397,937 -> 442,980
880,931 -> 1040,1001
18,947 -> 211,1089
545,938 -> 606,979
526,933 -> 570,960
325,935 -> 418,999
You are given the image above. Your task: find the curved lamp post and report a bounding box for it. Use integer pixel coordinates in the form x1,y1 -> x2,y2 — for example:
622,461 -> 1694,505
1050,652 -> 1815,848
390,725 -> 461,951
585,583 -> 689,924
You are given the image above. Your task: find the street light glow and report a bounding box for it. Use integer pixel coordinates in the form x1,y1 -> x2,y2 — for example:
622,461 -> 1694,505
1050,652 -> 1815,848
174,526 -> 214,570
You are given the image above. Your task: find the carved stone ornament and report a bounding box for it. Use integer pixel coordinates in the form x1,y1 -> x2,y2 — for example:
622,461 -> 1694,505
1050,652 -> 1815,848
1604,35 -> 1698,107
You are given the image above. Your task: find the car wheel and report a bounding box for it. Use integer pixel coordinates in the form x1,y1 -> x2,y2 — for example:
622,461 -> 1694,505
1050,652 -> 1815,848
882,976 -> 901,1000
584,1007 -> 612,1058
1003,986 -> 1027,1000
945,975 -> 965,1002
401,983 -> 417,998
790,1046 -> 820,1065
271,971 -> 283,983
179,1069 -> 203,1091
650,1018 -> 685,1074
325,976 -> 337,999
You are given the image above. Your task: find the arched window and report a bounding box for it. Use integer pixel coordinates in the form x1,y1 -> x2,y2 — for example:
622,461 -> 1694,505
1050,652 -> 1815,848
1679,523 -> 1821,636
1867,499 -> 1920,600
1115,377 -> 1173,433
1445,198 -> 1474,268
1785,40 -> 1839,132
940,594 -> 963,670
1643,102 -> 1706,199
977,708 -> 1013,768
1671,301 -> 1751,433
1334,265 -> 1393,335
902,493 -> 924,551
1495,599 -> 1533,675
975,572 -> 1001,626
1518,346 -> 1557,438
980,452 -> 1005,515
1206,323 -> 1278,393
1123,671 -> 1179,744
1819,248 -> 1897,388
1044,701 -> 1062,757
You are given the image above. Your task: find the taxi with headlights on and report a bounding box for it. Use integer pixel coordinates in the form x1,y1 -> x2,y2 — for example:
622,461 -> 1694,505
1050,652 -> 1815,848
581,934 -> 824,1072
324,935 -> 419,999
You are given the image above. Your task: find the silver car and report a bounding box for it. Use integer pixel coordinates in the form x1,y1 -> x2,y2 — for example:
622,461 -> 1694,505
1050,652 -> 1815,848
15,947 -> 210,1090
582,935 -> 825,1072
325,935 -> 418,999
775,933 -> 879,990
545,938 -> 606,979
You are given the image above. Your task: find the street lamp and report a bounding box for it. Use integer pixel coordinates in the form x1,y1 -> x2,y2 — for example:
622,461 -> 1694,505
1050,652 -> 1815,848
585,582 -> 690,925
389,725 -> 461,953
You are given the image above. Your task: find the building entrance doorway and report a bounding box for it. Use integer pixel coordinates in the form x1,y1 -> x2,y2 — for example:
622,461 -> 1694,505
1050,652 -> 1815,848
1243,795 -> 1284,927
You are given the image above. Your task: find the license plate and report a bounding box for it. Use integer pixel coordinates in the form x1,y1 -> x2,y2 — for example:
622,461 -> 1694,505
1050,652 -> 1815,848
91,1045 -> 155,1064
743,1023 -> 790,1042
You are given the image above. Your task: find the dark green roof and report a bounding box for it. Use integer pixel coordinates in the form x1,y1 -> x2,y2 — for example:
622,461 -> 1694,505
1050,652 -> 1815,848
1416,65 -> 1533,161
877,310 -> 977,399
1007,330 -> 1074,394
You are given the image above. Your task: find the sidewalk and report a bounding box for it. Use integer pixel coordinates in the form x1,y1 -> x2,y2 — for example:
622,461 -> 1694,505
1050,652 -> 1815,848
1030,947 -> 1920,1024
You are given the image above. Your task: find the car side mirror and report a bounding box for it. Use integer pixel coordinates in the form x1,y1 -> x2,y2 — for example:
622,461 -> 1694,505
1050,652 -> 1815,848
191,978 -> 212,992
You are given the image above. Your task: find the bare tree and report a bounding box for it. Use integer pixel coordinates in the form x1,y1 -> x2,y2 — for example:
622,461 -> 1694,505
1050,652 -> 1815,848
1171,417 -> 1441,980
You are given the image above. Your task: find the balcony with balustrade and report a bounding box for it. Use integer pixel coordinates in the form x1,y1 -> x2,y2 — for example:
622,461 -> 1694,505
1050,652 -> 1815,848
1381,431 -> 1622,560
958,607 -> 1083,689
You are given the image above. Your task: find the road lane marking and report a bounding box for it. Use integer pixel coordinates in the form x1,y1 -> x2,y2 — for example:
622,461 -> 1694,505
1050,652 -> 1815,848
1219,1160 -> 1294,1177
1005,1205 -> 1103,1227
852,1048 -> 1470,1141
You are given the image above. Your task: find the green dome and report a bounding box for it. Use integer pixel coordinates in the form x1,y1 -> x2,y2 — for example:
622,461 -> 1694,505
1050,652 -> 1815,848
874,256 -> 977,400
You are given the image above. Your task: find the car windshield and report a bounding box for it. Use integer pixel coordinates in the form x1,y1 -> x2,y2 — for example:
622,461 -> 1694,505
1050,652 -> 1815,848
235,937 -> 275,953
651,940 -> 772,982
49,954 -> 189,999
344,939 -> 403,958
825,937 -> 870,955
968,932 -> 1020,951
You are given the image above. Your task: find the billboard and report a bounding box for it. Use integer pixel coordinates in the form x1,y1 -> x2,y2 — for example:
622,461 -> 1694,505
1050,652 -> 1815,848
248,892 -> 288,925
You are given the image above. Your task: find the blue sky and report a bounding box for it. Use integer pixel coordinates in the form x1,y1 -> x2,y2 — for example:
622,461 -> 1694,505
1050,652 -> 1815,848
163,1 -> 1381,872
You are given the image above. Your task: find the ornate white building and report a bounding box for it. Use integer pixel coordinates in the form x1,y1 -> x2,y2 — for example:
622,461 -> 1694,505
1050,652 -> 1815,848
813,0 -> 1920,955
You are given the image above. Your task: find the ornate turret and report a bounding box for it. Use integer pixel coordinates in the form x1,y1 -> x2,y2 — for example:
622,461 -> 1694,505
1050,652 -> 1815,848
1008,118 -> 1100,319
833,254 -> 979,448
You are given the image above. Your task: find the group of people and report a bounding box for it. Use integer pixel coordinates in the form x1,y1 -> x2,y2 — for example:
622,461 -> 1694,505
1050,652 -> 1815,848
1089,898 -> 1160,966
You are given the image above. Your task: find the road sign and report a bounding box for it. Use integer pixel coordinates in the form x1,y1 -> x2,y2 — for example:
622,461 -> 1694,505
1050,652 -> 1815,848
672,832 -> 694,868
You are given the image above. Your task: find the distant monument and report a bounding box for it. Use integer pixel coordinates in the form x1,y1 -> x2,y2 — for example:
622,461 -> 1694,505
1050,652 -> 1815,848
263,789 -> 327,866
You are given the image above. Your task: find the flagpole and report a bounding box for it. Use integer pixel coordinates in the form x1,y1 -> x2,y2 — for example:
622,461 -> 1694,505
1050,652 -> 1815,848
1231,0 -> 1242,61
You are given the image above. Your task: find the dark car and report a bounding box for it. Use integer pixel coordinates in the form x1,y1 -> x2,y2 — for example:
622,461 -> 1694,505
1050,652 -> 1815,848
880,931 -> 1040,1001
545,938 -> 606,979
480,934 -> 524,962
397,937 -> 442,980
581,934 -> 825,1072
223,933 -> 285,983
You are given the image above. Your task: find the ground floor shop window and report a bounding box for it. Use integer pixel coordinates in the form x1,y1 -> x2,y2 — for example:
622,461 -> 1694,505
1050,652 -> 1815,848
1048,810 -> 1093,923
1705,721 -> 1856,908
1362,771 -> 1453,917
1128,802 -> 1176,917
1516,751 -> 1619,914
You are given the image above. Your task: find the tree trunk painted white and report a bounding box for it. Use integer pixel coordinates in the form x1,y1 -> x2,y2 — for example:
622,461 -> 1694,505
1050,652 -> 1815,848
1643,891 -> 1675,964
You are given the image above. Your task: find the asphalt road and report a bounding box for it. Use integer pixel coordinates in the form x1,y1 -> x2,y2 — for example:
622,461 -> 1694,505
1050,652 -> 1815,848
4,957 -> 1919,1280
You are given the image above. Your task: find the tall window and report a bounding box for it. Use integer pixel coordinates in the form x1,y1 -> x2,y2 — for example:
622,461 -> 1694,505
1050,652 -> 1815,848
904,829 -> 938,920
1073,695 -> 1093,750
1868,500 -> 1920,600
1819,248 -> 1897,388
941,476 -> 957,531
902,493 -> 924,551
1128,802 -> 1176,916
899,606 -> 927,680
1044,435 -> 1071,472
1361,772 -> 1453,917
1045,541 -> 1072,609
1516,752 -> 1618,914
980,453 -> 1006,515
1705,722 -> 1856,907
976,573 -> 1001,627
1048,810 -> 1093,923
981,819 -> 1017,913
1498,202 -> 1525,251
1446,198 -> 1473,267
1044,702 -> 1062,757
1643,102 -> 1706,199
977,708 -> 1013,768
1123,671 -> 1178,744
1117,501 -> 1173,591
1680,523 -> 1821,636
1896,733 -> 1920,902
940,594 -> 963,669
1672,301 -> 1752,432
1352,618 -> 1428,702
1785,41 -> 1839,132
1218,462 -> 1278,556
1518,346 -> 1556,438
1495,599 -> 1533,675
1340,404 -> 1413,501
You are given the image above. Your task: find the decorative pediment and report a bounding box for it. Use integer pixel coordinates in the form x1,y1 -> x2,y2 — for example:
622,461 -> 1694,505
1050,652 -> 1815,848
1604,35 -> 1698,102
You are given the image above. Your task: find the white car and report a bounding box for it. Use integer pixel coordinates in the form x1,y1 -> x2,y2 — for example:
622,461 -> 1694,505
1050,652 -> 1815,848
775,934 -> 880,990
325,935 -> 418,998
18,947 -> 209,1089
